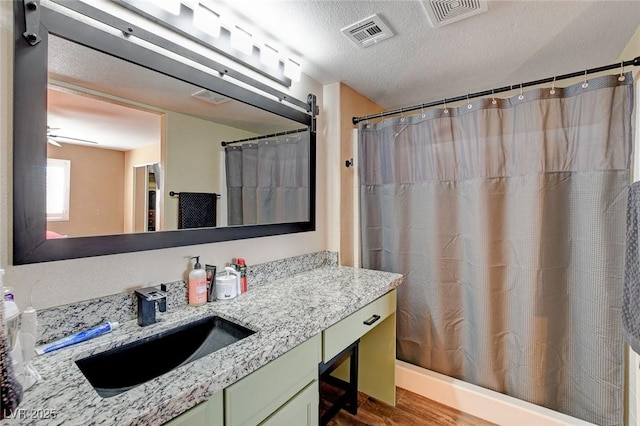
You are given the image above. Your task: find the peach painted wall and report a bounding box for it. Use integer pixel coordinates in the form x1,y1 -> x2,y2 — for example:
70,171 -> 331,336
338,83 -> 384,266
47,144 -> 125,237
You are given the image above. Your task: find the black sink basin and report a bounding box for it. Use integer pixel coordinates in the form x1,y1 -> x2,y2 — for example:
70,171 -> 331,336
75,316 -> 254,398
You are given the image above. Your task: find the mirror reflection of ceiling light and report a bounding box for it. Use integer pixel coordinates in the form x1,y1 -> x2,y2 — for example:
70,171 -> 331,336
260,44 -> 279,69
156,0 -> 181,16
284,59 -> 301,82
230,26 -> 253,55
193,4 -> 220,38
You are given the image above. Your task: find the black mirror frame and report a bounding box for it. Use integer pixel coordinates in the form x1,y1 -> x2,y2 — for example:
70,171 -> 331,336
12,3 -> 316,265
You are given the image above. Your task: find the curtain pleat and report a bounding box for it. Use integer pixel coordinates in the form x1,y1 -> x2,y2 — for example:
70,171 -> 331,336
359,74 -> 633,425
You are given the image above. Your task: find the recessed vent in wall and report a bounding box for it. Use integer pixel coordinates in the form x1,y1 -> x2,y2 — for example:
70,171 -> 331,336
422,0 -> 488,27
191,89 -> 231,105
341,14 -> 394,48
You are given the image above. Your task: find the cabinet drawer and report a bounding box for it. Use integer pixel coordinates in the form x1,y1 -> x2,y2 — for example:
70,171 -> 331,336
225,334 -> 320,426
323,289 -> 396,362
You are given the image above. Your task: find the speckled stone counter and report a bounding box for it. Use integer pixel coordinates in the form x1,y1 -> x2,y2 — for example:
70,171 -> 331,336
9,266 -> 402,425
35,251 -> 339,346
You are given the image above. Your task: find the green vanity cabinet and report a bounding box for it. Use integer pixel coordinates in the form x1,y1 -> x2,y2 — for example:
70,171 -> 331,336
322,289 -> 397,407
164,288 -> 397,425
163,391 -> 223,426
225,334 -> 321,425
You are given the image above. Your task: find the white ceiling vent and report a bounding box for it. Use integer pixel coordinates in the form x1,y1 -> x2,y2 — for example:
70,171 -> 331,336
341,14 -> 394,48
422,0 -> 488,27
191,89 -> 231,106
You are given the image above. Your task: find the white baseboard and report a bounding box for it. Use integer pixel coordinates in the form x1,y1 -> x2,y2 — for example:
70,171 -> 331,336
395,360 -> 595,426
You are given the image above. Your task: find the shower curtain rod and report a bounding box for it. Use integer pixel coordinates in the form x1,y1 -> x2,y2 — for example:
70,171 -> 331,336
220,127 -> 308,147
352,56 -> 640,125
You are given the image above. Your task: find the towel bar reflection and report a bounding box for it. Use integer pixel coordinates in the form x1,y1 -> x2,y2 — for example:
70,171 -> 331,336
169,191 -> 221,199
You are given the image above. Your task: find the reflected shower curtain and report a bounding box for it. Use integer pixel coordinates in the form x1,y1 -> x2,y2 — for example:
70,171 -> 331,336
359,74 -> 633,425
225,131 -> 309,226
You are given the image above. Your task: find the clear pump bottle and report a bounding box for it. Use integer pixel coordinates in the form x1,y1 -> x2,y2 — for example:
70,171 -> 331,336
188,256 -> 207,306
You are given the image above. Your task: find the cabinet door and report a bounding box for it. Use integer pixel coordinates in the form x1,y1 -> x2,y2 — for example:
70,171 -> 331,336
163,391 -> 223,426
225,334 -> 320,426
260,381 -> 318,426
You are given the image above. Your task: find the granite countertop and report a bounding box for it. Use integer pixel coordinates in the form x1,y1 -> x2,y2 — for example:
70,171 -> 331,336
10,266 -> 402,425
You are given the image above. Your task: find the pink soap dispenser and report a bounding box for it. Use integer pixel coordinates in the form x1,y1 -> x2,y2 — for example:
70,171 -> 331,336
188,256 -> 207,306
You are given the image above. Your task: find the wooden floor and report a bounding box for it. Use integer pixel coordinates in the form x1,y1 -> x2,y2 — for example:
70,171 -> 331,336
321,384 -> 496,426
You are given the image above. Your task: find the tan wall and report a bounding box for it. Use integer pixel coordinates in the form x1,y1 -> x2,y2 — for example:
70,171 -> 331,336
47,144 -> 125,237
163,111 -> 257,230
619,25 -> 640,81
338,83 -> 384,267
124,142 -> 162,233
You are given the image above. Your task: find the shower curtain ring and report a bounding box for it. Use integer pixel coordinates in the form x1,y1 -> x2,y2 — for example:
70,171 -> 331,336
467,94 -> 472,109
421,104 -> 426,118
582,70 -> 589,88
491,89 -> 497,105
518,83 -> 524,100
550,76 -> 556,95
400,107 -> 405,122
443,98 -> 449,114
619,61 -> 626,81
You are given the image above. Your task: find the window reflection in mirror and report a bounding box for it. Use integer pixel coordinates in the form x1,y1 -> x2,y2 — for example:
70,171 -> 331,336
46,35 -> 307,239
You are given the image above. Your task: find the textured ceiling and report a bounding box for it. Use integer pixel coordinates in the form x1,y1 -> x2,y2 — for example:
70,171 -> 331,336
218,0 -> 640,110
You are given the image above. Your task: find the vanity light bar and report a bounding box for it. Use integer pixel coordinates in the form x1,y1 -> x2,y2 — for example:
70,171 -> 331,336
112,0 -> 300,87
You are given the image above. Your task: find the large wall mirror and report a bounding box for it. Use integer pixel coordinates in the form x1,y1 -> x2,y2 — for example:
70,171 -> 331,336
13,2 -> 317,264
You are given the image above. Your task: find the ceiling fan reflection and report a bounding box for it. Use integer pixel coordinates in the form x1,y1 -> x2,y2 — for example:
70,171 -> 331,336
47,126 -> 99,147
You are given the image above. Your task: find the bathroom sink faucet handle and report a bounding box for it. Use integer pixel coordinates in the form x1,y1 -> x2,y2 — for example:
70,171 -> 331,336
158,284 -> 167,312
135,286 -> 167,327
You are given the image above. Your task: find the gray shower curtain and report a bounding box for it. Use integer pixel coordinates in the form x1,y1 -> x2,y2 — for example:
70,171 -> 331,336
359,74 -> 633,425
225,131 -> 309,226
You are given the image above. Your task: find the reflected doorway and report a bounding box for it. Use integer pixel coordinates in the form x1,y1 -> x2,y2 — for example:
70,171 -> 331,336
133,164 -> 161,233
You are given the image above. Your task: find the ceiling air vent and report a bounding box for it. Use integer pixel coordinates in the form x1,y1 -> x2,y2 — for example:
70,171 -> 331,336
191,89 -> 231,106
341,14 -> 394,48
422,0 -> 488,27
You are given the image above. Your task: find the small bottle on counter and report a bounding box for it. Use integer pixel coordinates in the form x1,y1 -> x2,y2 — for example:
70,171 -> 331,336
237,258 -> 248,293
205,264 -> 217,302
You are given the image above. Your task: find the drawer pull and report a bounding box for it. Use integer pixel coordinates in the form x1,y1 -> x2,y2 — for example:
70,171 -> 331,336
363,314 -> 381,326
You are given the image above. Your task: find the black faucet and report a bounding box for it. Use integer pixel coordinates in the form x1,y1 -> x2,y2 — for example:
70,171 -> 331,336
135,286 -> 167,327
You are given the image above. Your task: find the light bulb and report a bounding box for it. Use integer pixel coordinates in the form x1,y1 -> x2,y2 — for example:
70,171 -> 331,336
193,4 -> 220,38
260,44 -> 279,69
156,0 -> 181,15
230,26 -> 253,55
284,59 -> 301,82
